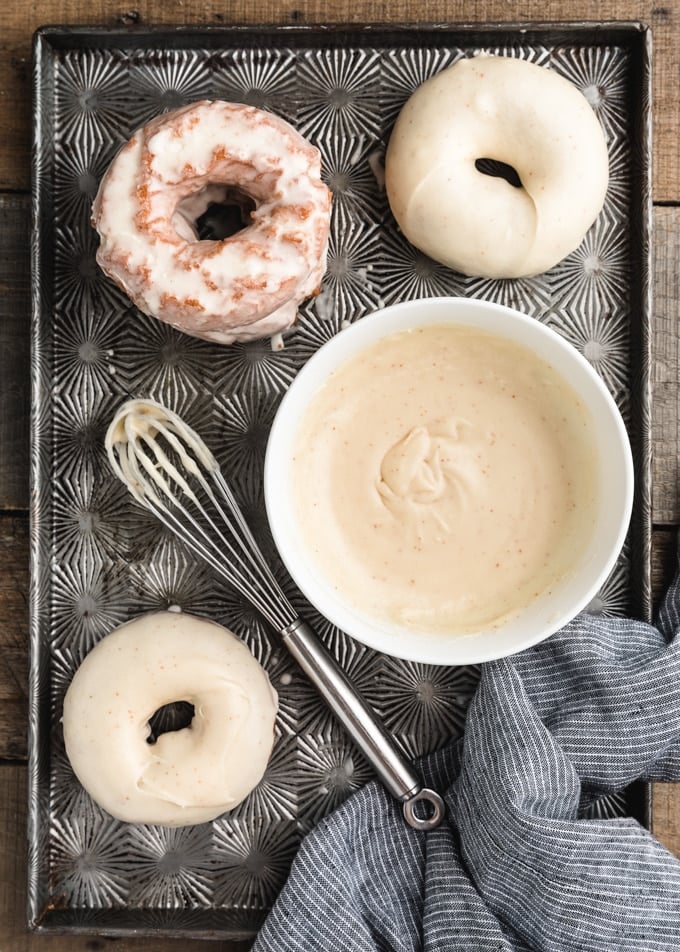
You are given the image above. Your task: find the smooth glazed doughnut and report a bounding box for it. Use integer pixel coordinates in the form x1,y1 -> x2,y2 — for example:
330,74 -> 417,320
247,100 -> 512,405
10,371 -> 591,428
385,55 -> 609,279
62,611 -> 278,826
92,101 -> 332,344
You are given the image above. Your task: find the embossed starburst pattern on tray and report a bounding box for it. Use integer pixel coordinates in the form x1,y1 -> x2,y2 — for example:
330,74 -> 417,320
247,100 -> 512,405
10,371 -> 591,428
31,25 -> 651,938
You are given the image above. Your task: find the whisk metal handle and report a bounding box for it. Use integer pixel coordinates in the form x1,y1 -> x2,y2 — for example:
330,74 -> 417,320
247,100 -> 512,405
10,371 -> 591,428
281,619 -> 445,832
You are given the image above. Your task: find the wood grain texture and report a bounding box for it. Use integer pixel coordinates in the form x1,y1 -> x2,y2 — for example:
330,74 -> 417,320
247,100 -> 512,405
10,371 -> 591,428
0,515 -> 29,761
0,1 -> 678,198
0,193 -> 30,511
651,782 -> 680,860
650,526 -> 678,607
652,206 -> 680,525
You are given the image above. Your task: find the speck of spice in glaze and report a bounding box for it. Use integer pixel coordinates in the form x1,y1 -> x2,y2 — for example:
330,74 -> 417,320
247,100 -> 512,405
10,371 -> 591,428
290,323 -> 598,634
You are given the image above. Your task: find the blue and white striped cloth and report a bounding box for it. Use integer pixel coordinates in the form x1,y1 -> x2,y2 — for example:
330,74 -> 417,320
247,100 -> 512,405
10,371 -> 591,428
255,553 -> 680,951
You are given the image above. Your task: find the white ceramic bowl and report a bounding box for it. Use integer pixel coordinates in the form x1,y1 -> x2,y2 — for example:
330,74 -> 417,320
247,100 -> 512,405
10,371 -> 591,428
264,297 -> 634,665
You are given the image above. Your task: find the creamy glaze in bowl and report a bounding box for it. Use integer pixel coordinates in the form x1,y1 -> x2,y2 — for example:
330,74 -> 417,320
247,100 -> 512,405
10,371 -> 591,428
264,297 -> 634,665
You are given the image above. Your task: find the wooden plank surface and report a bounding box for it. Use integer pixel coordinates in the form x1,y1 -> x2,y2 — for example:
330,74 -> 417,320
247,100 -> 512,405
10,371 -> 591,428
0,0 -> 678,948
651,782 -> 680,859
653,206 -> 680,525
0,515 -> 29,761
0,194 -> 30,511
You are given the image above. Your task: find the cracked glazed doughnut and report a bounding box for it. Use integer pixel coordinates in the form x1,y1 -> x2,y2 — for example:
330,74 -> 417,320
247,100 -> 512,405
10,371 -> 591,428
62,611 -> 278,826
385,55 -> 609,279
92,101 -> 332,344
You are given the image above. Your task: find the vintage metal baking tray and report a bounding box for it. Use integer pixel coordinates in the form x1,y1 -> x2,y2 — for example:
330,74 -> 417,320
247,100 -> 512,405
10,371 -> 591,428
30,22 -> 652,938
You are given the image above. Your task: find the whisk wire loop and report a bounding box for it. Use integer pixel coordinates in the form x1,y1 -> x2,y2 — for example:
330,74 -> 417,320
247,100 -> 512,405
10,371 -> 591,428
144,490 -> 294,630
107,403 -> 296,632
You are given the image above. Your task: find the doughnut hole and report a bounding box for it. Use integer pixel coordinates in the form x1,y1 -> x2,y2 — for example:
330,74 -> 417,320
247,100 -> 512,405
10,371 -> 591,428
174,185 -> 257,242
146,699 -> 195,745
475,158 -> 522,189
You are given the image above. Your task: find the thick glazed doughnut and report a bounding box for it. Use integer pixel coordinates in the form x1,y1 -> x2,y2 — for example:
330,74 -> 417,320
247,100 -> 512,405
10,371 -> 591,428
62,611 -> 278,826
92,101 -> 332,344
385,55 -> 609,279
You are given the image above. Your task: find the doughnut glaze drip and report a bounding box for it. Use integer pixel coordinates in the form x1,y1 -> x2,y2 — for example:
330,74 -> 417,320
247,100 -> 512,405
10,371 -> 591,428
92,101 -> 331,344
62,612 -> 278,826
385,55 -> 609,278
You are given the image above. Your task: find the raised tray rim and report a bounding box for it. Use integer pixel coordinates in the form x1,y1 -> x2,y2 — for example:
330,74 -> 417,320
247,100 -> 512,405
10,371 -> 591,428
29,19 -> 653,938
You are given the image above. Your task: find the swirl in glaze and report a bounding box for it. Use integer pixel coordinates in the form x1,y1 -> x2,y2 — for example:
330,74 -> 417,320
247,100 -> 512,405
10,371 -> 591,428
290,323 -> 598,633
